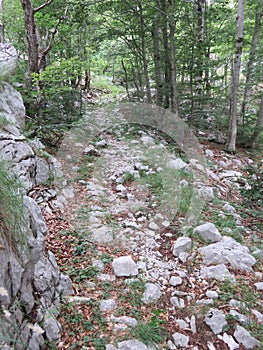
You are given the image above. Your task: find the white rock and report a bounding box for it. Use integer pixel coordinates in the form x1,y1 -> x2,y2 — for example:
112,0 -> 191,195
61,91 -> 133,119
167,340 -> 177,349
118,339 -> 148,350
169,276 -> 183,286
106,345 -> 117,350
91,226 -> 113,243
190,315 -> 197,333
229,310 -> 249,324
172,237 -> 192,257
170,297 -> 185,308
205,149 -> 214,157
200,264 -> 236,283
219,333 -> 239,350
169,158 -> 187,170
252,309 -> 263,323
207,342 -> 216,350
111,315 -> 138,327
198,186 -> 215,201
198,236 -> 256,272
141,283 -> 162,304
204,308 -> 228,335
176,319 -> 188,329
99,299 -> 117,311
234,325 -> 261,349
149,222 -> 159,231
193,223 -> 222,242
113,323 -> 127,332
254,282 -> 263,290
172,332 -> 189,347
206,290 -> 219,299
112,256 -> 138,277
223,203 -> 236,213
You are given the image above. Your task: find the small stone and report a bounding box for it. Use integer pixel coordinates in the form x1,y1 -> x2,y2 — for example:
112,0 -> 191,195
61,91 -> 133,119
106,345 -> 117,350
229,310 -> 249,324
206,290 -> 219,299
99,299 -> 117,311
204,308 -> 228,335
190,315 -> 197,333
141,283 -> 161,304
83,145 -> 100,156
167,340 -> 177,349
179,252 -> 189,262
112,256 -> 138,277
223,203 -> 236,213
118,339 -> 148,350
172,332 -> 189,347
172,237 -> 192,257
176,319 -> 189,329
169,276 -> 183,286
111,315 -> 138,327
219,333 -> 239,350
207,342 -> 216,350
113,323 -> 127,332
95,139 -> 107,147
169,158 -> 187,170
254,282 -> 263,291
193,222 -> 222,242
92,259 -> 104,271
234,325 -> 261,349
170,297 -> 185,308
97,274 -> 116,282
252,309 -> 263,323
149,222 -> 159,231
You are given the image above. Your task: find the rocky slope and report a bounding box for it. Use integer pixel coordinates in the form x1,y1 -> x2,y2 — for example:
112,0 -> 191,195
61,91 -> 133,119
42,104 -> 263,349
0,45 -> 72,349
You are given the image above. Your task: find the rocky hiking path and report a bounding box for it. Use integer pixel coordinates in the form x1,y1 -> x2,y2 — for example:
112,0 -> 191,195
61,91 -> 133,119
39,104 -> 262,350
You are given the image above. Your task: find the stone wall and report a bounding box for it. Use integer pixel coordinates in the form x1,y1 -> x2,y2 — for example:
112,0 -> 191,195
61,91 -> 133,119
0,55 -> 72,348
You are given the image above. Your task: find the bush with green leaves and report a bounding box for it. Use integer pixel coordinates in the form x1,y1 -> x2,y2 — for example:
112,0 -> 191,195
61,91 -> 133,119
241,163 -> 263,207
0,161 -> 26,251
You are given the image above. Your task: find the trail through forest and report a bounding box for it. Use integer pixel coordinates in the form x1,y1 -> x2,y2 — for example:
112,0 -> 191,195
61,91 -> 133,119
40,103 -> 263,350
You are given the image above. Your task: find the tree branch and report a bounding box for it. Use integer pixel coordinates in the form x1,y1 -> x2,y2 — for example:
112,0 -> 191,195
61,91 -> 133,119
34,0 -> 53,13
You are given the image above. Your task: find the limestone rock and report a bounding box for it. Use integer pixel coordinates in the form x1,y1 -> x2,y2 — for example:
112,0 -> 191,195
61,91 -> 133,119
172,237 -> 192,257
112,256 -> 138,277
200,264 -> 236,283
141,283 -> 161,304
204,308 -> 228,334
193,223 -> 222,242
172,332 -> 189,347
0,44 -> 17,78
199,236 -> 256,271
234,325 -> 261,349
99,299 -> 117,311
118,339 -> 148,350
219,333 -> 239,350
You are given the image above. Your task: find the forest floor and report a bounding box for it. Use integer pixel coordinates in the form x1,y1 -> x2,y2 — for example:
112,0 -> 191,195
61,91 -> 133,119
40,103 -> 263,350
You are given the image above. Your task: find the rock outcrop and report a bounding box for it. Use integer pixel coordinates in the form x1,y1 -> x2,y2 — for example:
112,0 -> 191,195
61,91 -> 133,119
0,46 -> 72,349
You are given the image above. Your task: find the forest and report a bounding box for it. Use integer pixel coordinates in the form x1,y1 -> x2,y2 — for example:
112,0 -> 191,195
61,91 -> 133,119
1,0 -> 263,152
1,1 -> 263,349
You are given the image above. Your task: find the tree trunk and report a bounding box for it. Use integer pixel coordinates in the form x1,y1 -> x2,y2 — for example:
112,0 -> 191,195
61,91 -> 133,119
137,0 -> 152,104
169,0 -> 179,115
20,0 -> 40,81
241,3 -> 263,123
227,0 -> 245,153
159,0 -> 170,109
247,95 -> 263,147
196,0 -> 206,96
122,59 -> 131,100
0,0 -> 4,43
152,12 -> 163,106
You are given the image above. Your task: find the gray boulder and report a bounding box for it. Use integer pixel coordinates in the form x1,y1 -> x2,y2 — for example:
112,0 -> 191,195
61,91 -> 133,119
204,308 -> 228,334
199,236 -> 256,271
112,256 -> 138,277
200,264 -> 236,283
142,283 -> 162,304
234,325 -> 260,349
172,237 -> 192,257
193,222 -> 222,242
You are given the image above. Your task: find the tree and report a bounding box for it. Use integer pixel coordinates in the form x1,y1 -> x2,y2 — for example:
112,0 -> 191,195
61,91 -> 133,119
248,94 -> 263,147
227,0 -> 245,153
0,0 -> 4,43
20,0 -> 65,85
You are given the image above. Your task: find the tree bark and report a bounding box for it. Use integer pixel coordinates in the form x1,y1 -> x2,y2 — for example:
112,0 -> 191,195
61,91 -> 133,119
0,0 -> 4,43
152,12 -> 163,106
169,0 -> 179,115
137,0 -> 152,104
241,3 -> 263,123
227,0 -> 245,153
247,95 -> 263,147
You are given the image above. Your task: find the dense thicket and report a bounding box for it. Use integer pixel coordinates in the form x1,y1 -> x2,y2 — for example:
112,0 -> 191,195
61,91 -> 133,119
2,0 -> 263,151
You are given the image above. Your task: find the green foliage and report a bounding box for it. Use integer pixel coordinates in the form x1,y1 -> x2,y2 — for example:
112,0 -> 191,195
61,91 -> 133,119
0,161 -> 26,252
241,164 -> 263,207
131,310 -> 168,347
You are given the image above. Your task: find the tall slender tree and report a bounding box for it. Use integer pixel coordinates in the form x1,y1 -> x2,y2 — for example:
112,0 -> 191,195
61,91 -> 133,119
0,0 -> 4,43
227,0 -> 245,153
